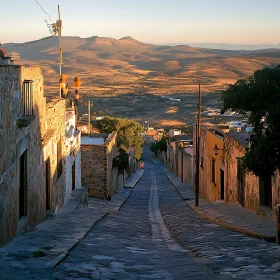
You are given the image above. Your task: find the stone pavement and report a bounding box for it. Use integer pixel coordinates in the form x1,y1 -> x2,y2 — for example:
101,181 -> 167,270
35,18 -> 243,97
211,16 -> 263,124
53,150 -> 216,280
0,169 -> 144,280
2,149 -> 280,280
52,148 -> 280,280
160,161 -> 276,241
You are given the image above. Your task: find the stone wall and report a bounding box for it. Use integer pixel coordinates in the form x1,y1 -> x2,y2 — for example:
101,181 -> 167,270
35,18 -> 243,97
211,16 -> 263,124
225,135 -> 261,215
183,149 -> 194,185
0,65 -> 46,245
42,99 -> 68,212
105,132 -> 118,198
81,144 -> 107,198
0,65 -> 82,246
81,132 -> 118,199
166,143 -> 177,173
166,143 -> 194,185
272,171 -> 280,218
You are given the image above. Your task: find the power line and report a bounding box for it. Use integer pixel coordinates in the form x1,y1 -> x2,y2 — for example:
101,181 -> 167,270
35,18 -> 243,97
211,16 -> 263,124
34,0 -> 53,22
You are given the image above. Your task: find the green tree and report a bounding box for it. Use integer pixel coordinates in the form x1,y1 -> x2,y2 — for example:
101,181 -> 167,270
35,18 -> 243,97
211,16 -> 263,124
113,147 -> 129,187
149,137 -> 169,157
98,116 -> 144,160
222,65 -> 280,178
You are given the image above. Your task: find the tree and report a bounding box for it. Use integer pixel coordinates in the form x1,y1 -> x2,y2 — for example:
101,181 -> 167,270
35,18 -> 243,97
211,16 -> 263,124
149,137 -> 169,157
97,116 -> 144,160
113,147 -> 129,187
222,65 -> 280,178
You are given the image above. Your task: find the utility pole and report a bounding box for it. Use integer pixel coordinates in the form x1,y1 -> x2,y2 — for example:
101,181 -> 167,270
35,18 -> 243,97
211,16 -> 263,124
195,82 -> 201,206
58,5 -> 62,98
88,100 -> 91,137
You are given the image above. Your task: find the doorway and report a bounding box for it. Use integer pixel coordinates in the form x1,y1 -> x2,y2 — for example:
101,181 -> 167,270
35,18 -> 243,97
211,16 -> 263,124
45,158 -> 51,211
259,177 -> 272,208
220,169 -> 225,200
19,151 -> 27,219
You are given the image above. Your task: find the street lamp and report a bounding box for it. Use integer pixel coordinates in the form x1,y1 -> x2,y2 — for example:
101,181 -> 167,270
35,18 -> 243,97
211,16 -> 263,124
59,75 -> 68,98
213,144 -> 223,156
73,76 -> 81,129
179,141 -> 184,182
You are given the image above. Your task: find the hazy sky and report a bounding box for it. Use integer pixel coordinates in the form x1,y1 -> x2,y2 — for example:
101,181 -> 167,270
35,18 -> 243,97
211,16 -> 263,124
1,0 -> 280,45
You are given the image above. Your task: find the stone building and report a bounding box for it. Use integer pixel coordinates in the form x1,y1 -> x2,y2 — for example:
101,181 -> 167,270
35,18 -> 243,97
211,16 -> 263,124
81,132 -> 118,199
224,132 -> 280,219
166,138 -> 194,184
197,125 -> 280,220
0,60 -> 81,245
0,46 -> 13,65
166,141 -> 177,173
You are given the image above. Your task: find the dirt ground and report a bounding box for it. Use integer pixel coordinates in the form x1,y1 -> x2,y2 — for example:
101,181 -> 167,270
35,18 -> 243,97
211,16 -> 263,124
64,89 -> 233,130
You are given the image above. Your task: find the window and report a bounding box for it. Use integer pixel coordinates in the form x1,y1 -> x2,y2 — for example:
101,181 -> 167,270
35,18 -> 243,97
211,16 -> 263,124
57,139 -> 62,178
211,157 -> 216,183
22,80 -> 34,115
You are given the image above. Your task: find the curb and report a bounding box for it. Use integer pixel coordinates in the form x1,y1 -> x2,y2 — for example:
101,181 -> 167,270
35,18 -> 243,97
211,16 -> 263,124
163,167 -> 276,242
118,170 -> 144,211
187,203 -> 276,242
52,169 -> 145,269
51,211 -> 109,270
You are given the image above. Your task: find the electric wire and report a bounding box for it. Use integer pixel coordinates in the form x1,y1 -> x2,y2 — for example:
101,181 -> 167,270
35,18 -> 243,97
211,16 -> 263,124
34,0 -> 53,22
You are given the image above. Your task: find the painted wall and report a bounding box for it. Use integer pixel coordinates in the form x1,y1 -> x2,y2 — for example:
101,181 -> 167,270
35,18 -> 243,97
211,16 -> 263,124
198,126 -> 225,202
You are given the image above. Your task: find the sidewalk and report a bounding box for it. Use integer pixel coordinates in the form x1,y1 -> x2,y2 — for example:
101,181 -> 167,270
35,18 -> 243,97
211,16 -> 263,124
162,165 -> 277,242
0,169 -> 144,280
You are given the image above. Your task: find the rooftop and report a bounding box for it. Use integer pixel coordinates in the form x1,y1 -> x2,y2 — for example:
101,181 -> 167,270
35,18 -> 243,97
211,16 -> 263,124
226,132 -> 249,148
81,133 -> 110,145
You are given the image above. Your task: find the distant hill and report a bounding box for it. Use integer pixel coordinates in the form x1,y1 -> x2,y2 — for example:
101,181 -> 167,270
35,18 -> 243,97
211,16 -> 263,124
162,42 -> 280,51
3,36 -> 280,96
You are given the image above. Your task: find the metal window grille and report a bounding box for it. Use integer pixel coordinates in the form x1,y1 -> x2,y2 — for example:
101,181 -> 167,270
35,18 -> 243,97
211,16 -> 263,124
22,80 -> 34,115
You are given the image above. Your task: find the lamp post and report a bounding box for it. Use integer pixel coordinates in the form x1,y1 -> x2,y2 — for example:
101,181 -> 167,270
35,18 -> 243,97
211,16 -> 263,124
73,76 -> 81,129
179,141 -> 184,182
195,82 -> 201,206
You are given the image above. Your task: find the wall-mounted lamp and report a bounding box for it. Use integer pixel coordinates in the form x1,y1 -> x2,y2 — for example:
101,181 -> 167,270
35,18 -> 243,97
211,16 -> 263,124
179,141 -> 184,150
59,75 -> 68,98
73,76 -> 81,103
73,76 -> 81,90
213,144 -> 224,156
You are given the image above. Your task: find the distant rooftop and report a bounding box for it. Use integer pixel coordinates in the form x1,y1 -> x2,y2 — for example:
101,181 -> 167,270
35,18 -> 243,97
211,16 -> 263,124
81,133 -> 110,145
81,137 -> 104,145
226,132 -> 249,148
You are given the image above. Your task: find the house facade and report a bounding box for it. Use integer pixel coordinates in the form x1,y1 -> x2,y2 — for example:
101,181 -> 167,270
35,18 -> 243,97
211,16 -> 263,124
166,139 -> 194,184
197,125 -> 280,220
197,126 -> 225,201
0,62 -> 81,245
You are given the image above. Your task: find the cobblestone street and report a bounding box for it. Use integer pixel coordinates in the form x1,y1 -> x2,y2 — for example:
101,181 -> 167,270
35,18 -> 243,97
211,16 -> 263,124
53,147 -> 280,280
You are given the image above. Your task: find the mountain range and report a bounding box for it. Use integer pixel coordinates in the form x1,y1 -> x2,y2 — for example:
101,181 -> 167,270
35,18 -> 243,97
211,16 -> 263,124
3,35 -> 280,96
